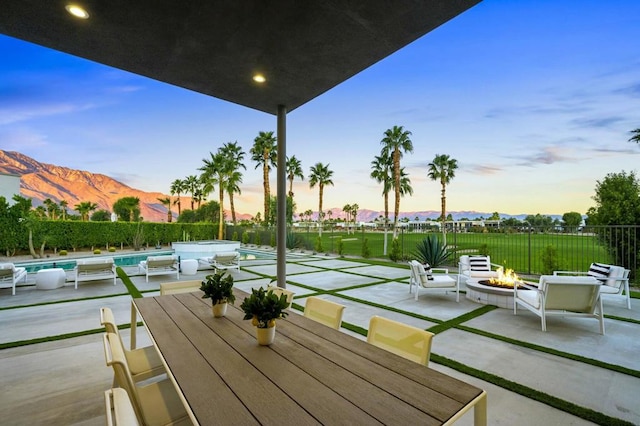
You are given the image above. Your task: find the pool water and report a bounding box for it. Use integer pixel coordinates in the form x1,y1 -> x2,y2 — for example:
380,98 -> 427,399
16,249 -> 274,273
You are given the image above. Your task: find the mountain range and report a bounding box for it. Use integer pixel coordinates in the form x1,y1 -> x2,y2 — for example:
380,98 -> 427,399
0,150 -> 545,222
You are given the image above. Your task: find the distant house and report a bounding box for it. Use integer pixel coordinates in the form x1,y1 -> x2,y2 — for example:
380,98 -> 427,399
0,172 -> 21,205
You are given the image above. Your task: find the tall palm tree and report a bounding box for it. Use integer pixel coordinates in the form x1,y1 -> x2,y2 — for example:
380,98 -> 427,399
370,151 -> 393,252
351,203 -> 359,229
158,197 -> 172,222
43,198 -> 57,219
221,141 -> 246,225
75,201 -> 97,221
59,200 -> 68,220
427,154 -> 458,245
630,128 -> 640,144
286,155 -> 304,198
380,125 -> 413,238
170,179 -> 186,216
250,131 -> 277,225
309,162 -> 334,237
200,150 -> 229,239
342,204 -> 351,233
184,175 -> 200,211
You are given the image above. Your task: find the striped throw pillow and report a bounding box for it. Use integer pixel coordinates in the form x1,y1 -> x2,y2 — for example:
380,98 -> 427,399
588,263 -> 610,282
423,263 -> 433,280
469,256 -> 490,271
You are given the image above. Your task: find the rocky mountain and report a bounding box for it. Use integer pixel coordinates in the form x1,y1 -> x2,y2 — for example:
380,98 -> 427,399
0,150 -> 181,222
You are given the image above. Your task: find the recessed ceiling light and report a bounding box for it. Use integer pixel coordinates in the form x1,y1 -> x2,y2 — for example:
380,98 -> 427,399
65,4 -> 90,19
253,74 -> 266,83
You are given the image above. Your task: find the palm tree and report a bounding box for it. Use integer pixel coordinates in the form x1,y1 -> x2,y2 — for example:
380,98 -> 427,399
59,200 -> 68,220
170,179 -> 186,216
43,198 -> 57,219
286,155 -> 304,198
75,201 -> 97,221
158,197 -> 172,222
113,197 -> 141,222
630,128 -> 640,144
380,125 -> 413,238
342,204 -> 351,234
427,154 -> 458,245
351,203 -> 359,229
200,150 -> 229,240
184,175 -> 200,211
370,151 -> 393,253
221,141 -> 246,224
250,131 -> 277,225
309,162 -> 334,237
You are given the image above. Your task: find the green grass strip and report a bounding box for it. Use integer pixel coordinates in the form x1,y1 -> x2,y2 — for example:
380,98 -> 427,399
430,353 -> 634,426
455,324 -> 640,379
605,314 -> 640,325
0,291 -> 131,311
116,267 -> 142,298
427,305 -> 497,334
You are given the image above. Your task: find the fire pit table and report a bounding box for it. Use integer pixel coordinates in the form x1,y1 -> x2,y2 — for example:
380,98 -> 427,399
465,269 -> 535,308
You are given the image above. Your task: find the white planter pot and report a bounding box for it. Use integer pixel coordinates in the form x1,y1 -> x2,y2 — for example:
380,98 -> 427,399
212,301 -> 228,318
256,325 -> 276,345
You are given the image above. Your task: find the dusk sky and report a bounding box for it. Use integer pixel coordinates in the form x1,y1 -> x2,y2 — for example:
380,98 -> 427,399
1,0 -> 639,218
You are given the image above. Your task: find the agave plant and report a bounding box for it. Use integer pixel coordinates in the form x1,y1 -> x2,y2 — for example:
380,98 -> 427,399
286,230 -> 304,250
411,235 -> 451,267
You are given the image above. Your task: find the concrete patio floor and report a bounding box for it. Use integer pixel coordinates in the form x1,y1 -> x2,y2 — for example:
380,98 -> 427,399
1,251 -> 638,425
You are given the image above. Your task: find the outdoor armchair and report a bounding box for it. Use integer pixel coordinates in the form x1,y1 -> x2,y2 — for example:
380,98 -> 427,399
514,275 -> 605,334
268,284 -> 296,309
304,296 -> 345,330
0,263 -> 27,296
457,255 -> 503,287
409,260 -> 459,302
105,388 -> 140,426
554,263 -> 631,309
367,315 -> 434,366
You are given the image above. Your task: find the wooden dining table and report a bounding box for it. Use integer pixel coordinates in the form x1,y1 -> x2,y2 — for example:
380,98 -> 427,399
132,289 -> 487,425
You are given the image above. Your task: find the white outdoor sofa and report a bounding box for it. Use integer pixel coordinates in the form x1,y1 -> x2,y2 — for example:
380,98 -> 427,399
138,255 -> 179,282
514,275 -> 604,334
198,252 -> 240,272
0,263 -> 28,295
74,257 -> 117,289
554,262 -> 631,309
457,255 -> 503,287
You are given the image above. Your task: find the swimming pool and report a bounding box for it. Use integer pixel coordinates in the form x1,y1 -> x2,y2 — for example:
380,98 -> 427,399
15,249 -> 275,273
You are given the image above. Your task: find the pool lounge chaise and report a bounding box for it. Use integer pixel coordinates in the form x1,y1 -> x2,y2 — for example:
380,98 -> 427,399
199,252 -> 240,271
0,263 -> 28,295
139,255 -> 179,282
74,257 -> 117,289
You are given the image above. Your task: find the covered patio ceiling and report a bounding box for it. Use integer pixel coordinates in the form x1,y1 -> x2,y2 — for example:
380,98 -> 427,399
0,0 -> 480,115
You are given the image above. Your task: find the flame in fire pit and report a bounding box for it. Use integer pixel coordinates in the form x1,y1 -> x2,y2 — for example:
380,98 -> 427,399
488,268 -> 522,288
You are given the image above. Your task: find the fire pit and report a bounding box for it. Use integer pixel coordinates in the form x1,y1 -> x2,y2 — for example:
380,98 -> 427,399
465,269 -> 526,308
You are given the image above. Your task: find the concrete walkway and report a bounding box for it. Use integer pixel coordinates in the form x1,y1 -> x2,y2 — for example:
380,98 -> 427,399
1,252 -> 638,425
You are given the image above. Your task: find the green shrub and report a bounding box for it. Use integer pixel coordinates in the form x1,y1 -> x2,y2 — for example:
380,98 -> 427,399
315,236 -> 324,253
389,238 -> 402,262
231,231 -> 238,241
241,231 -> 249,244
108,247 -> 116,252
361,238 -> 371,258
411,235 -> 452,267
336,237 -> 344,256
255,232 -> 262,246
93,249 -> 101,255
59,250 -> 68,256
540,245 -> 562,275
286,231 -> 304,250
270,233 -> 276,247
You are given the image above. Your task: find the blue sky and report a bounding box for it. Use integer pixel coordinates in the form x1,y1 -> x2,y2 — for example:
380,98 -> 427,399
1,0 -> 639,218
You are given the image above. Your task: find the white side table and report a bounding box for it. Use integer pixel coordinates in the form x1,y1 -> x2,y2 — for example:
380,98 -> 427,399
180,259 -> 198,275
36,268 -> 67,290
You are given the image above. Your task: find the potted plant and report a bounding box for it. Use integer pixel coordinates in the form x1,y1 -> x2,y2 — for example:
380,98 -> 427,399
240,287 -> 289,345
199,271 -> 235,317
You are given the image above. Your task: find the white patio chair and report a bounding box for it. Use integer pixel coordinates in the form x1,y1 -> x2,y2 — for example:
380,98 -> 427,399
409,260 -> 459,302
103,332 -> 190,426
304,296 -> 345,330
138,255 -> 179,282
198,251 -> 240,271
367,315 -> 434,366
554,263 -> 631,309
514,275 -> 605,334
0,263 -> 27,296
74,257 -> 116,289
457,255 -> 502,287
100,307 -> 165,383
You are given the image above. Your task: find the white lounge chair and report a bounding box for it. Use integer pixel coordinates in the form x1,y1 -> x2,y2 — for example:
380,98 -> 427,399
138,255 -> 179,282
409,260 -> 459,302
554,263 -> 631,309
198,251 -> 240,272
74,257 -> 117,289
0,263 -> 28,296
457,255 -> 503,287
514,275 -> 605,334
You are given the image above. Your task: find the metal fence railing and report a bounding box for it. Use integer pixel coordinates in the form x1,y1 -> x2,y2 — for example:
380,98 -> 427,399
228,224 -> 639,283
